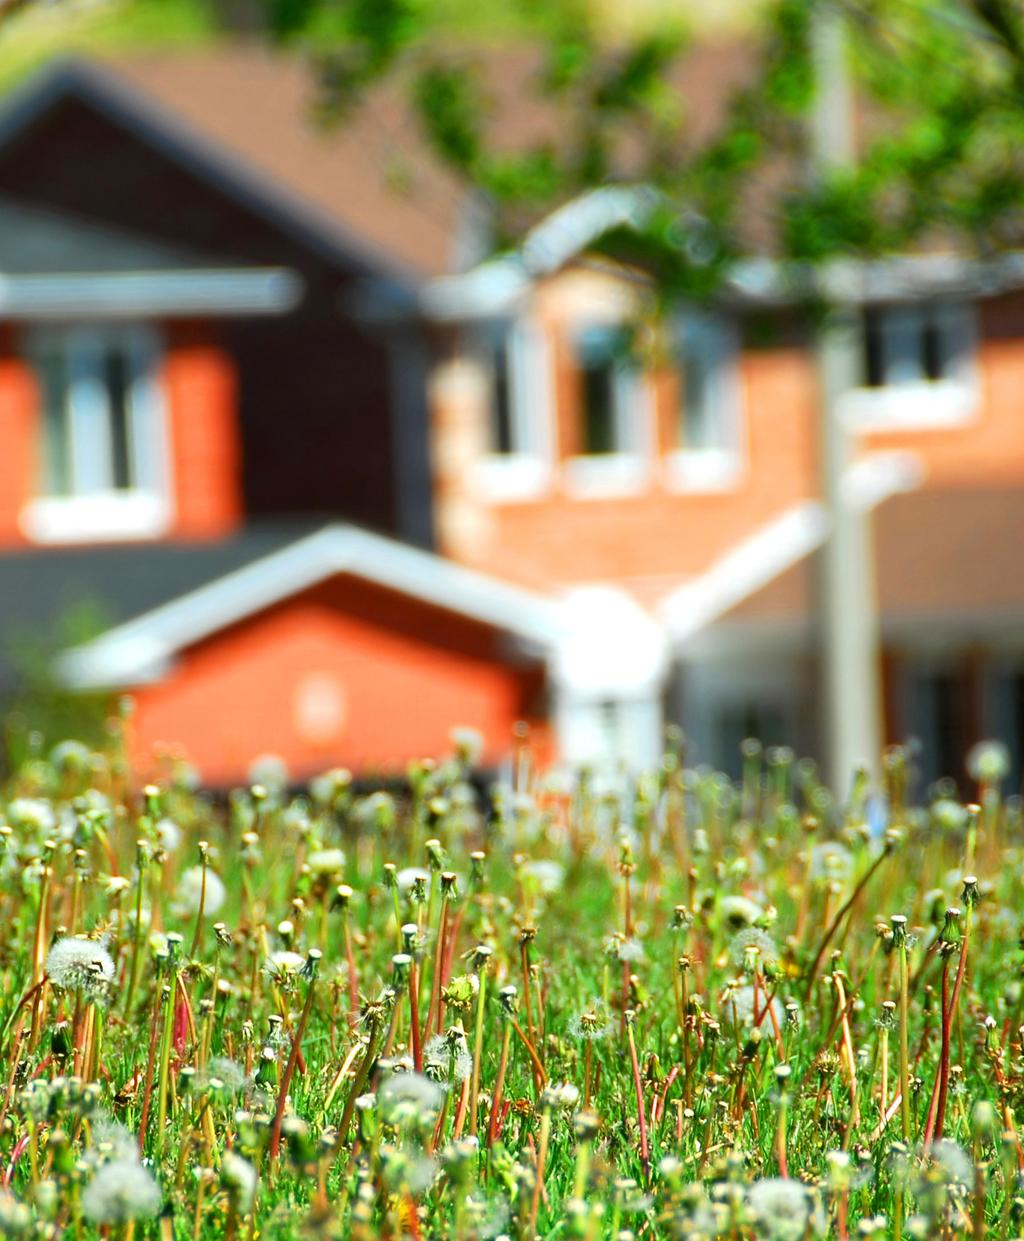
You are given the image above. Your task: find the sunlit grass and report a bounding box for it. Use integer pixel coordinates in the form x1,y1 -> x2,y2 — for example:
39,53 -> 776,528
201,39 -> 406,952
0,721 -> 1020,1238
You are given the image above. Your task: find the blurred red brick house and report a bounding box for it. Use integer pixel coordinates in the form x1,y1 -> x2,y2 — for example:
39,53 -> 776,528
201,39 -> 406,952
1,47 -> 1023,787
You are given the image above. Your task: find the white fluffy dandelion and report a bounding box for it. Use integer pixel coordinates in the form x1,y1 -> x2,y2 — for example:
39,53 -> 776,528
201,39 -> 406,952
729,928 -> 780,974
720,895 -> 764,929
82,1157 -> 161,1224
747,1178 -> 824,1241
46,936 -> 115,997
221,1151 -> 257,1212
306,848 -> 346,877
423,1028 -> 472,1084
176,866 -> 225,917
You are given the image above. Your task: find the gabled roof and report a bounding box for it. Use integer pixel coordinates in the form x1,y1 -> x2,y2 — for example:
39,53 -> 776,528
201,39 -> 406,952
51,524 -> 564,690
0,40 -> 766,286
0,52 -> 453,284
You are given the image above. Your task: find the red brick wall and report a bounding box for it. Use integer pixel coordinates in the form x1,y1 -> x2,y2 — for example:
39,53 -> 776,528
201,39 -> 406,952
126,576 -> 548,785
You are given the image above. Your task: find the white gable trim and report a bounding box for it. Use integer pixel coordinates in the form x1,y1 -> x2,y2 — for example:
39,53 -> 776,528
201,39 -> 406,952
58,524 -> 564,689
659,451 -> 924,645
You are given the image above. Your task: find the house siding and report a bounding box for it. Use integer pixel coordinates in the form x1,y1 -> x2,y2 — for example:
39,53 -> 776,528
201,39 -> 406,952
0,327 -> 37,543
125,576 -> 549,785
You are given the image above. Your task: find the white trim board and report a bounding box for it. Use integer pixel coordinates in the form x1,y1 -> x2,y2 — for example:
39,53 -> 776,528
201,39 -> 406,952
659,451 -> 924,645
58,524 -> 565,689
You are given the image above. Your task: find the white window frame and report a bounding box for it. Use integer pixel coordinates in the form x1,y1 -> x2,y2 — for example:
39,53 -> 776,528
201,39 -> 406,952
664,310 -> 744,493
840,300 -> 979,432
20,324 -> 173,544
471,316 -> 553,502
565,319 -> 653,498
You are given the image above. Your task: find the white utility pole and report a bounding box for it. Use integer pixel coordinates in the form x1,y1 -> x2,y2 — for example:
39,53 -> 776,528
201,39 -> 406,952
811,4 -> 883,792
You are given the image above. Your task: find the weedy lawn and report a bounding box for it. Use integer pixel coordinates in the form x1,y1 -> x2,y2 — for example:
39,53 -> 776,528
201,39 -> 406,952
0,729 -> 1021,1239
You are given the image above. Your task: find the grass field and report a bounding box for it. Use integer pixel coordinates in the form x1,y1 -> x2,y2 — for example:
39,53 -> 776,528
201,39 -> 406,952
0,725 -> 1021,1238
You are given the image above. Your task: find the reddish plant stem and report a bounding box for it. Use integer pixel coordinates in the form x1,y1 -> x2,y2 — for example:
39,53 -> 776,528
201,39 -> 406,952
625,1015 -> 650,1184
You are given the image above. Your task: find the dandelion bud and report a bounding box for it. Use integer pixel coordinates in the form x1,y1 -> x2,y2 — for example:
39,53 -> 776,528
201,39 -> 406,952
401,923 -> 418,953
382,862 -> 397,889
300,948 -> 322,982
470,851 -> 486,884
334,884 -> 353,910
498,984 -> 518,1016
214,922 -> 233,948
972,1100 -> 999,1140
890,915 -> 908,947
961,876 -> 980,908
391,953 -> 412,983
277,920 -> 294,945
425,839 -> 445,871
440,871 -> 458,898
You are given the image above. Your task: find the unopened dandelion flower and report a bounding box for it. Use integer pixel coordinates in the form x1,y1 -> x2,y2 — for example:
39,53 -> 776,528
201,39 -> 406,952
176,866 -> 225,917
46,936 -> 115,997
82,1157 -> 161,1223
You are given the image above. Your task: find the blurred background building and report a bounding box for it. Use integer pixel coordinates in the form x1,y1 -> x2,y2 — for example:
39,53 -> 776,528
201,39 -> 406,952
0,16 -> 1022,788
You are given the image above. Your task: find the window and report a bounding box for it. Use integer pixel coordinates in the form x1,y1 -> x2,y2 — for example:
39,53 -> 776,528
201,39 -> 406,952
903,662 -> 968,790
22,326 -> 171,543
566,323 -> 651,495
668,310 -> 742,490
841,301 -> 977,431
472,319 -> 551,501
863,302 -> 971,388
575,324 -> 636,457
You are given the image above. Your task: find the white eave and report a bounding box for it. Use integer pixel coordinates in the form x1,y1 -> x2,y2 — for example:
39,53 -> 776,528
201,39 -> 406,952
57,524 -> 565,689
0,267 -> 303,318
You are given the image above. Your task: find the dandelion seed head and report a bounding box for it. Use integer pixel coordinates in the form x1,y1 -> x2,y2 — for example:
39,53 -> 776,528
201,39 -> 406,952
568,1001 -> 613,1042
7,798 -> 56,834
46,936 -> 115,998
808,842 -> 853,882
424,1029 -> 472,1084
746,1178 -> 824,1240
729,928 -> 779,974
378,1070 -> 445,1127
155,818 -> 182,853
306,848 -> 346,877
720,895 -> 764,929
82,1157 -> 161,1224
523,859 -> 565,895
176,866 -> 225,917
966,740 -> 1010,784
221,1151 -> 257,1212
